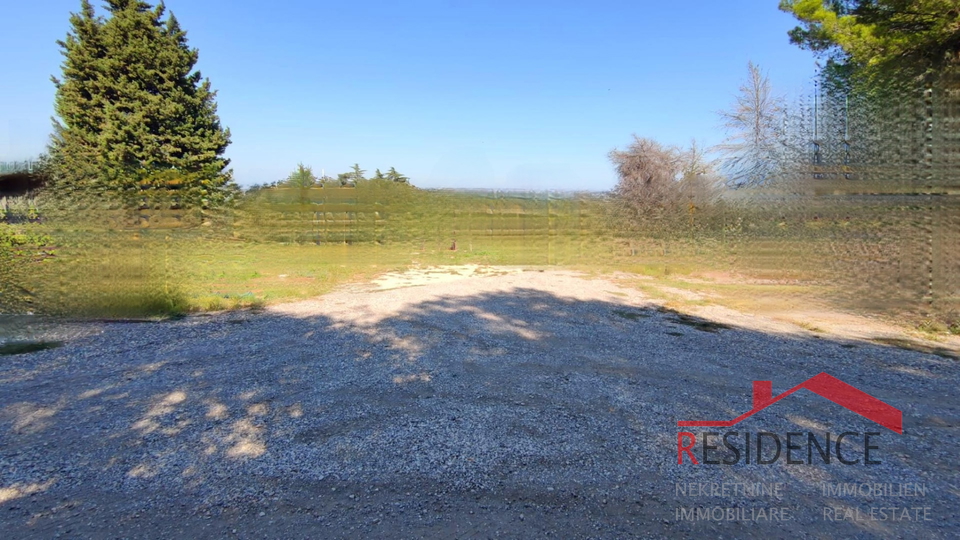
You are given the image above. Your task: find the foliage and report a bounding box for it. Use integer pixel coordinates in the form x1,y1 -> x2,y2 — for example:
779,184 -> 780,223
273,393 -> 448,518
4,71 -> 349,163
318,174 -> 337,187
332,163 -> 365,187
0,224 -> 56,313
349,164 -> 366,183
610,137 -> 684,213
366,167 -> 410,184
3,182 -> 958,330
284,163 -> 318,188
780,0 -> 960,79
49,0 -> 233,208
363,167 -> 410,184
779,2 -> 960,195
0,196 -> 44,224
313,164 -> 409,187
386,167 -> 409,183
0,225 -> 54,250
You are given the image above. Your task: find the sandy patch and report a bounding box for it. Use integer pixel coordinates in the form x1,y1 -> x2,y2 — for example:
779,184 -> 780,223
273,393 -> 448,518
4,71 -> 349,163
269,266 -> 959,355
367,264 -> 525,291
268,266 -> 650,328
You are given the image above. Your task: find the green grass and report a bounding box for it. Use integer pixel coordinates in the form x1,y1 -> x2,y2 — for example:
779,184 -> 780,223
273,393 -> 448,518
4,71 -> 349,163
2,188 -> 957,336
15,223 -> 602,317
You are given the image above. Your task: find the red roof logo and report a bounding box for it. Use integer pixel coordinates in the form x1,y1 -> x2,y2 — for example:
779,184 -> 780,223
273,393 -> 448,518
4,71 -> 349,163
677,372 -> 903,433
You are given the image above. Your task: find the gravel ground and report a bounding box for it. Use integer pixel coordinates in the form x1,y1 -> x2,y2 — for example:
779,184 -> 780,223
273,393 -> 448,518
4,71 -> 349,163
1,268 -> 958,539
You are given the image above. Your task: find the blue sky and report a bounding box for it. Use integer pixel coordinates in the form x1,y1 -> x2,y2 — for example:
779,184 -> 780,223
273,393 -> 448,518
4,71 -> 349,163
0,1 -> 816,190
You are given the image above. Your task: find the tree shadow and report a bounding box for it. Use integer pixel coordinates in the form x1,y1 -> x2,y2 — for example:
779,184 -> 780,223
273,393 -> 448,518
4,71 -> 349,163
0,285 -> 957,538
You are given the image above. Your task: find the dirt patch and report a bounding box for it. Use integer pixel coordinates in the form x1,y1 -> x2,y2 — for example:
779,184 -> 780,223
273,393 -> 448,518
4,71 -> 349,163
688,270 -> 807,286
606,272 -> 960,355
364,264 -> 525,291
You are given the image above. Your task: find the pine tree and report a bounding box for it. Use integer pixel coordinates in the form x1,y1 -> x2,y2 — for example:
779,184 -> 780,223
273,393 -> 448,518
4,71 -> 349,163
50,0 -> 233,207
285,163 -> 317,188
349,163 -> 366,183
386,167 -> 409,183
49,1 -> 106,196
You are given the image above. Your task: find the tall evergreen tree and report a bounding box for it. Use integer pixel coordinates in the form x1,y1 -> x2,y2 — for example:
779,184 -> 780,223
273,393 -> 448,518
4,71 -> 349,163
50,0 -> 232,207
49,1 -> 106,196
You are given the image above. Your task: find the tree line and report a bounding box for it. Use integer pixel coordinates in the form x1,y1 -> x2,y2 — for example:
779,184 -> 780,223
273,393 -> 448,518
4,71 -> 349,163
247,164 -> 411,193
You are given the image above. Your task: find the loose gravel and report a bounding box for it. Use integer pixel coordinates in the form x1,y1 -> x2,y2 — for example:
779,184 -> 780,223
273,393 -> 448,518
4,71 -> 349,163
1,268 -> 958,539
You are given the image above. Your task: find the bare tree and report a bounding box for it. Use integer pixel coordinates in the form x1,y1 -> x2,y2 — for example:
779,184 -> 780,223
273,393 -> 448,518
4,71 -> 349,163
610,137 -> 719,213
716,62 -> 786,186
677,140 -> 721,204
608,136 -> 720,251
610,136 -> 682,216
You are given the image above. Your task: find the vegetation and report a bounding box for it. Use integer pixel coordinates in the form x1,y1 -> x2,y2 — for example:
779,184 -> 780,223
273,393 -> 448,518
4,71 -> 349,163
0,222 -> 54,313
716,62 -> 787,187
49,0 -> 233,207
606,137 -> 719,248
1,0 -> 957,338
284,164 -> 318,189
780,0 -> 960,79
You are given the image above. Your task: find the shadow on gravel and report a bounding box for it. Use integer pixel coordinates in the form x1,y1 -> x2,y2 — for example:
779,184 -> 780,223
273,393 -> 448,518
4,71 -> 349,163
0,287 -> 958,538
0,341 -> 64,356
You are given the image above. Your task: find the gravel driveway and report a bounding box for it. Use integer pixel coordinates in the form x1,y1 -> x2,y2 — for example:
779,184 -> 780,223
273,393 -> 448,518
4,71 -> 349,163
1,268 -> 958,539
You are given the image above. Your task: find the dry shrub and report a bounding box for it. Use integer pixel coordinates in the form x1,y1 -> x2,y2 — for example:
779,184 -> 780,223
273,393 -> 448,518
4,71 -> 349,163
609,136 -> 720,236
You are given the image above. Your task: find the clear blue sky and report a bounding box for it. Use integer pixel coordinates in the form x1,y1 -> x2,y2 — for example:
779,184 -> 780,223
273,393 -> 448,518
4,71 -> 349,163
0,1 -> 815,190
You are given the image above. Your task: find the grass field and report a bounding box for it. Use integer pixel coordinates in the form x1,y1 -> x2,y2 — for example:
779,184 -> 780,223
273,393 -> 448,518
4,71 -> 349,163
2,186 -> 958,337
